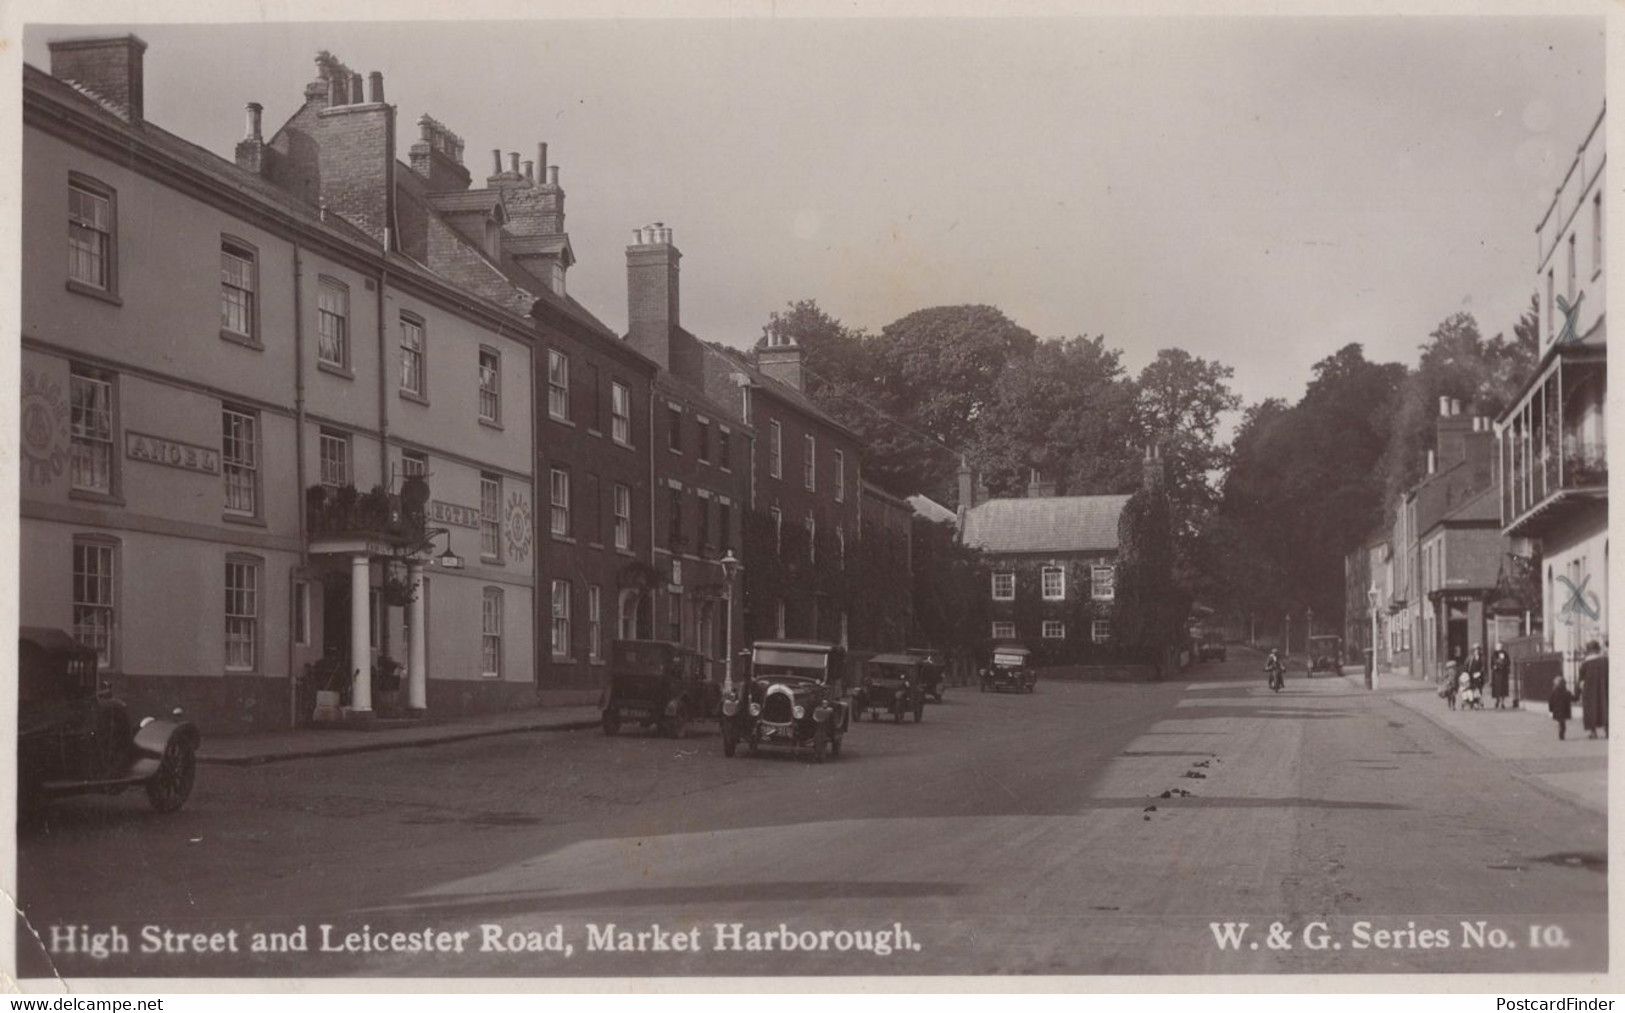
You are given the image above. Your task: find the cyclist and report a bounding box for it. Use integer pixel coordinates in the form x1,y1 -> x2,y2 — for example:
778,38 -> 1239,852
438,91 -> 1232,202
1265,648 -> 1285,692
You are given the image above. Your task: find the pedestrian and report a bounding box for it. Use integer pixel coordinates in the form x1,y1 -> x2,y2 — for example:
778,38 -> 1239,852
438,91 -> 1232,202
1467,645 -> 1487,710
1490,642 -> 1512,709
1459,666 -> 1478,710
1441,656 -> 1460,710
1578,640 -> 1608,739
1549,675 -> 1574,740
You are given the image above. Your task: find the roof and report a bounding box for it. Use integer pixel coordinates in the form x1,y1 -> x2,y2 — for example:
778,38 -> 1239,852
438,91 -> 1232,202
908,495 -> 957,525
699,341 -> 858,441
960,494 -> 1130,554
1441,485 -> 1501,525
426,189 -> 506,216
655,368 -> 748,430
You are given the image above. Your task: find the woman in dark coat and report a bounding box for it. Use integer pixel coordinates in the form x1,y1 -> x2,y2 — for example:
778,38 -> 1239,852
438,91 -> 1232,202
1549,676 -> 1574,740
1466,646 -> 1487,709
1490,643 -> 1512,709
1579,640 -> 1608,738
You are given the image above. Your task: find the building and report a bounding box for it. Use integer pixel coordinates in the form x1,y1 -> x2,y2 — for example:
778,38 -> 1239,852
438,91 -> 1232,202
856,481 -> 916,652
958,466 -> 1132,666
1496,103 -> 1608,683
20,36 -> 604,729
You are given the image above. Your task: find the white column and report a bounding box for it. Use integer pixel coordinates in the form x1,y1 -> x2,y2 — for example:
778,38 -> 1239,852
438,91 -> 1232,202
407,560 -> 427,712
350,553 -> 372,713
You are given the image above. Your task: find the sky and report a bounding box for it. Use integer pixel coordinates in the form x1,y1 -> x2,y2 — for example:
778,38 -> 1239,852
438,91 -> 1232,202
19,12 -> 1606,412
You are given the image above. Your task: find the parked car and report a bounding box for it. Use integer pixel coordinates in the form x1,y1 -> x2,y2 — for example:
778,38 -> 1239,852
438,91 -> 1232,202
980,643 -> 1036,693
1198,633 -> 1227,662
17,627 -> 200,814
905,647 -> 948,702
853,653 -> 926,723
1307,635 -> 1343,677
720,640 -> 850,762
600,639 -> 718,738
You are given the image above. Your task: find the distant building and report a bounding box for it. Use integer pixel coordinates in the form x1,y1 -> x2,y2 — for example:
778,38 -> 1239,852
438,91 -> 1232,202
1496,103 -> 1608,683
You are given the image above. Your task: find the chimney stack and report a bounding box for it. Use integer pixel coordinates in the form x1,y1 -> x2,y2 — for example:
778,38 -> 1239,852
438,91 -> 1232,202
1026,468 -> 1057,499
1143,444 -> 1165,490
244,102 -> 263,141
300,50 -> 398,245
235,102 -> 268,174
626,222 -> 683,372
48,35 -> 148,123
367,71 -> 384,103
756,318 -> 805,390
408,114 -> 471,191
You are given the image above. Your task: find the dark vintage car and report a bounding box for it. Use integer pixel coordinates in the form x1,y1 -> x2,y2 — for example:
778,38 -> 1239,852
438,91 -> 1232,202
1307,635 -> 1343,677
17,627 -> 201,814
600,639 -> 718,738
721,640 -> 850,762
1197,633 -> 1228,662
905,647 -> 948,703
853,653 -> 926,723
980,643 -> 1036,694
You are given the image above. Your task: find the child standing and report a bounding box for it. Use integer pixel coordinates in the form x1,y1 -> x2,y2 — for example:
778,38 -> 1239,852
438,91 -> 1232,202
1459,667 -> 1478,710
1549,675 -> 1574,740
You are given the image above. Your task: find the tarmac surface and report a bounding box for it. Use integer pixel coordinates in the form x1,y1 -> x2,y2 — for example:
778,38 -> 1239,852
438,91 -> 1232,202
14,649 -> 1607,981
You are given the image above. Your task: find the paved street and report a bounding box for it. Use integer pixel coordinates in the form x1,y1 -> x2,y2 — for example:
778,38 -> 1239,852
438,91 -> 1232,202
16,651 -> 1606,980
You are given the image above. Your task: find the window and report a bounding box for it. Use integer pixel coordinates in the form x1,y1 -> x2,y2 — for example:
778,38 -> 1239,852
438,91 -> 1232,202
1042,566 -> 1066,601
225,557 -> 260,671
1091,565 -> 1116,601
319,429 -> 350,488
550,467 -> 571,537
719,429 -> 731,471
317,279 -> 349,369
720,502 -> 733,551
400,314 -> 425,396
618,589 -> 640,640
550,580 -> 570,658
668,406 -> 683,452
1092,620 -> 1112,644
770,506 -> 783,553
775,599 -> 787,638
613,483 -> 632,550
834,450 -> 845,502
222,407 -> 259,516
401,450 -> 428,478
668,487 -> 684,547
992,621 -> 1016,640
585,472 -> 602,545
1593,192 -> 1603,276
483,587 -> 504,676
480,474 -> 502,561
68,177 -> 115,294
585,363 -> 601,431
698,496 -> 711,550
72,539 -> 116,667
805,511 -> 816,564
478,348 -> 501,423
220,240 -> 257,340
769,420 -> 782,478
698,420 -> 711,463
1043,620 -> 1066,639
803,434 -> 816,490
548,349 -> 570,420
69,366 -> 115,495
588,586 -> 603,662
611,381 -> 632,445
992,571 -> 1015,601
293,580 -> 311,647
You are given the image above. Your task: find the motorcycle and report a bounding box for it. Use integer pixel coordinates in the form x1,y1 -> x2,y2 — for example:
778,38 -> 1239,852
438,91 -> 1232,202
1266,658 -> 1284,692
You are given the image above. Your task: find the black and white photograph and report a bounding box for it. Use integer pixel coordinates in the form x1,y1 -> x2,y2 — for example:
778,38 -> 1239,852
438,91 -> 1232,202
3,0 -> 1615,990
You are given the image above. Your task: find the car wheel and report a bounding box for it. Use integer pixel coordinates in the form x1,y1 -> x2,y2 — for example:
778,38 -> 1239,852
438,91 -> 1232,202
145,737 -> 196,813
812,723 -> 829,764
721,722 -> 738,757
602,710 -> 621,736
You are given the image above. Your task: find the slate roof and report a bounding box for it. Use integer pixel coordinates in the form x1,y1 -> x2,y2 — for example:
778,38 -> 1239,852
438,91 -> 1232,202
960,495 -> 1130,555
908,495 -> 957,526
1441,485 -> 1501,525
426,189 -> 507,216
698,340 -> 859,440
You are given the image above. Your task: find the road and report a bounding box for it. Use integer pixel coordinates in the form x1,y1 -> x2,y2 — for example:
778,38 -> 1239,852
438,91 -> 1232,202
15,651 -> 1607,979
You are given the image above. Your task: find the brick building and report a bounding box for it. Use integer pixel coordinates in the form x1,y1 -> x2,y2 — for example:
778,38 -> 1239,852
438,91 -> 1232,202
856,481 -> 915,653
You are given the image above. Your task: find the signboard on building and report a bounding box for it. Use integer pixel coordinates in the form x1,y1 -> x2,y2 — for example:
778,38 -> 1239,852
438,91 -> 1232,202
428,500 -> 481,529
125,432 -> 220,474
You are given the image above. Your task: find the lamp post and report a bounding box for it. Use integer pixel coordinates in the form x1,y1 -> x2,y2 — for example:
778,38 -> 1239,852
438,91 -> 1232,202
1367,586 -> 1380,691
719,549 -> 741,694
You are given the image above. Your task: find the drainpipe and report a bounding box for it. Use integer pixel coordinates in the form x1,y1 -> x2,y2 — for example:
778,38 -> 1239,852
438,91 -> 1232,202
290,242 -> 309,731
648,381 -> 658,639
378,234 -> 392,483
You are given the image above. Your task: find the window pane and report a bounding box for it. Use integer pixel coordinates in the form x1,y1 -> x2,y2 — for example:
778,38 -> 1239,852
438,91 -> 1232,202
223,409 -> 258,514
72,542 -> 115,666
225,560 -> 259,670
478,350 -> 501,421
68,184 -> 111,289
69,371 -> 114,493
400,317 -> 425,394
481,476 -> 502,559
221,246 -> 255,335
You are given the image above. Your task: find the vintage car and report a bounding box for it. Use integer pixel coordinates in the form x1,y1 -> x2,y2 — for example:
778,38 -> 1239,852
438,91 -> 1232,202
853,653 -> 926,723
600,639 -> 718,738
1307,635 -> 1343,677
905,647 -> 948,703
720,640 -> 851,762
17,627 -> 201,814
1197,632 -> 1228,662
980,643 -> 1036,693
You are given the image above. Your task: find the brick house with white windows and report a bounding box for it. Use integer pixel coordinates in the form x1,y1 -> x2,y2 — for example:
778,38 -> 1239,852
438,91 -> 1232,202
958,467 -> 1131,667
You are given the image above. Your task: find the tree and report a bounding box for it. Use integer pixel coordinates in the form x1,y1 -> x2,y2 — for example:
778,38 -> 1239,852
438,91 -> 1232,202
911,517 -> 988,663
1113,480 -> 1188,666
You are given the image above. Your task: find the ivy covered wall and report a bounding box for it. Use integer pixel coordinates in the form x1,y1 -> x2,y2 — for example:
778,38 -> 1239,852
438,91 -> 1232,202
983,552 -> 1139,665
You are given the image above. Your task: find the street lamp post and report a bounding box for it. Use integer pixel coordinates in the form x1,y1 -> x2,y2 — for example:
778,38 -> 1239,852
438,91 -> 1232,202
719,550 -> 741,694
1367,586 -> 1380,691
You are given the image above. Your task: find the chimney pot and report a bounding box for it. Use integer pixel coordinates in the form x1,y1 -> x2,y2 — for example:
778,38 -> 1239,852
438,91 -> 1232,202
509,152 -> 520,175
492,149 -> 503,174
548,165 -> 560,186
245,102 -> 263,141
523,160 -> 534,183
368,70 -> 384,103
349,72 -> 364,105
537,142 -> 549,177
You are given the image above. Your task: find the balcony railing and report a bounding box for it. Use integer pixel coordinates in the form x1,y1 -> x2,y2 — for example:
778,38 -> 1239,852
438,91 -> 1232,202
1501,354 -> 1607,534
306,480 -> 429,549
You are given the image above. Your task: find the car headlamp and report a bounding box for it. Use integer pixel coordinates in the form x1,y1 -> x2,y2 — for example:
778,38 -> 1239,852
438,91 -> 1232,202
749,702 -> 761,716
793,705 -> 806,720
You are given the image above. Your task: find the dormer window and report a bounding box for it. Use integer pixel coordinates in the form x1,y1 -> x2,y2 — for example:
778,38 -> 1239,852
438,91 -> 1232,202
484,218 -> 502,259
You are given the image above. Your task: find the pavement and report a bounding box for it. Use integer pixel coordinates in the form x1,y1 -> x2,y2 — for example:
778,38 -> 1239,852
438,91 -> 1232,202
1335,666 -> 1608,814
16,655 -> 1606,980
196,705 -> 602,766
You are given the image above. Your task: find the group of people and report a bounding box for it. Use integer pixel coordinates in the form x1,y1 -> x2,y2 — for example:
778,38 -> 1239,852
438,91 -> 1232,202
1439,643 -> 1513,710
1547,640 -> 1610,741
